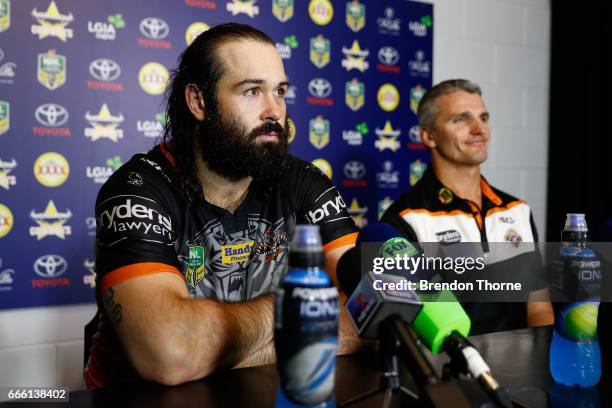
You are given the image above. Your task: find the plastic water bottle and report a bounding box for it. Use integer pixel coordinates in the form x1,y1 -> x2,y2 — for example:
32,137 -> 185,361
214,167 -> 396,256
274,225 -> 339,407
549,213 -> 601,386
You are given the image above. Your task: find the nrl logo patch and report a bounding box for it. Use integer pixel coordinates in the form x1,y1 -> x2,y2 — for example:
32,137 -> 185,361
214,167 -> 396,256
272,0 -> 293,22
186,245 -> 206,287
309,115 -> 330,149
310,35 -> 330,68
346,0 -> 365,32
37,49 -> 66,90
345,78 -> 365,111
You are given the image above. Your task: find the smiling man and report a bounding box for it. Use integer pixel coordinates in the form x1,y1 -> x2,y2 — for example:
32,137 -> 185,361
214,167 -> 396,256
85,23 -> 359,388
382,79 -> 553,334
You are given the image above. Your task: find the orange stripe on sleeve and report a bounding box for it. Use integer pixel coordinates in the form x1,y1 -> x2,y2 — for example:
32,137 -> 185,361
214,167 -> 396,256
99,262 -> 182,293
323,232 -> 358,253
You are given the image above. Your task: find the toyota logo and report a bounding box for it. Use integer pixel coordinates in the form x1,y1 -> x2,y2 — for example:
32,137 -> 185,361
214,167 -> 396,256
139,17 -> 169,40
308,78 -> 332,98
378,47 -> 399,65
35,103 -> 69,127
344,161 -> 366,179
89,58 -> 121,82
408,125 -> 422,143
34,255 -> 68,278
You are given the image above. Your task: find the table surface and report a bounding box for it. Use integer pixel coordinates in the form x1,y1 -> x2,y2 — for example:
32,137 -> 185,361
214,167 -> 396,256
3,325 -> 609,407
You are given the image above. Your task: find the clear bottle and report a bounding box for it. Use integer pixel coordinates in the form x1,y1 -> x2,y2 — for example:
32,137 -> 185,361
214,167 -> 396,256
274,225 -> 339,407
549,214 -> 601,387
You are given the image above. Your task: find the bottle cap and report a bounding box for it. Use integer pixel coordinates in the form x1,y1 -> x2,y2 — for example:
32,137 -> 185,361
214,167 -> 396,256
564,213 -> 588,232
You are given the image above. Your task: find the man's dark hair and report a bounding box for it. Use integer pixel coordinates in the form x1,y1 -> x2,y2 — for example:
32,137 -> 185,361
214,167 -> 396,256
417,79 -> 482,128
162,23 -> 275,180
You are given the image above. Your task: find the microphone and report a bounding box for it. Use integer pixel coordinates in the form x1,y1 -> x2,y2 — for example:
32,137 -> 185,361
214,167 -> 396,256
338,223 -> 512,408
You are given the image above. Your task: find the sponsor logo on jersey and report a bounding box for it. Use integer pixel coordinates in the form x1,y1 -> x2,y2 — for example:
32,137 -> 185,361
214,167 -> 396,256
346,0 -> 365,32
375,121 -> 401,152
33,103 -> 70,137
342,161 -> 367,187
222,241 -> 254,264
307,78 -> 333,106
504,228 -> 522,247
0,100 -> 8,136
37,49 -> 66,90
306,195 -> 346,224
139,62 -> 169,95
97,197 -> 172,240
376,160 -> 399,188
376,46 -> 400,73
31,1 -> 73,42
438,187 -> 453,205
341,40 -> 369,72
407,125 -> 425,150
0,0 -> 10,33
499,216 -> 515,224
410,85 -> 426,114
137,112 -> 166,138
342,121 -> 368,146
0,203 -> 13,238
309,0 -> 333,25
186,245 -> 206,287
409,159 -> 427,186
185,22 -> 210,45
32,254 -> 70,287
85,103 -> 124,142
87,58 -> 123,91
87,13 -> 124,41
347,198 -> 368,229
0,157 -> 16,190
408,50 -> 431,77
309,115 -> 330,149
33,152 -> 69,187
83,259 -> 96,288
377,7 -> 401,35
435,230 -> 462,245
126,172 -> 143,186
226,0 -> 259,17
287,117 -> 296,144
138,17 -> 171,49
345,78 -> 364,111
185,0 -> 217,9
310,35 -> 330,68
0,258 -> 14,291
311,158 -> 332,179
377,84 -> 400,112
378,197 -> 393,221
409,15 -> 432,38
29,200 -> 72,240
273,0 -> 293,22
0,48 -> 16,84
86,155 -> 122,184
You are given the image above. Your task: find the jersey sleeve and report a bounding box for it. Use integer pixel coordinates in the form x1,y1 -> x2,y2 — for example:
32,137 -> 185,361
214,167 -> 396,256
94,161 -> 182,293
381,207 -> 420,242
288,159 -> 358,251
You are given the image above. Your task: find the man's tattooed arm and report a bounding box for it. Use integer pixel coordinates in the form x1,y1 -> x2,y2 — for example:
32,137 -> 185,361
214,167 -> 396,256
103,287 -> 123,325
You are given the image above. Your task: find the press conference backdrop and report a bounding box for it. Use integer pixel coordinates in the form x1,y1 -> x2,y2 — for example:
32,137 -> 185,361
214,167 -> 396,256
0,0 -> 433,309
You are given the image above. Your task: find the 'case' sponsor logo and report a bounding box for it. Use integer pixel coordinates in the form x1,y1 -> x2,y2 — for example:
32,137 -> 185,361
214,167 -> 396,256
31,1 -> 73,42
97,197 -> 172,239
222,241 -> 254,264
29,200 -> 72,240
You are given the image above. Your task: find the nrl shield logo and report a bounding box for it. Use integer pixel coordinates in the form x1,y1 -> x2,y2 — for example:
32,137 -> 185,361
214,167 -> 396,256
0,0 -> 10,33
273,0 -> 293,22
409,159 -> 427,186
186,245 -> 206,287
309,115 -> 330,149
0,101 -> 8,136
310,35 -> 330,68
346,0 -> 365,32
345,78 -> 364,111
37,49 -> 66,90
410,85 -> 426,114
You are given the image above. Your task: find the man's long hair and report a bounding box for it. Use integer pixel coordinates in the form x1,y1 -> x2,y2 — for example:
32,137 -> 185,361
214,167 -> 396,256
162,23 -> 275,181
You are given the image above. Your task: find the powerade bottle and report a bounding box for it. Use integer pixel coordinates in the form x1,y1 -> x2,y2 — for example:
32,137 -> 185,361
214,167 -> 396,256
549,213 -> 601,386
274,225 -> 339,407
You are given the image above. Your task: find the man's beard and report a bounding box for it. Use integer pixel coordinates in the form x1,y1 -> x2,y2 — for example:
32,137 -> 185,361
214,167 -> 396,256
197,111 -> 290,184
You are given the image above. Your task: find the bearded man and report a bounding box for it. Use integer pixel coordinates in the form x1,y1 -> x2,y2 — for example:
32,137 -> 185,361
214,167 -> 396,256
85,23 -> 359,388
